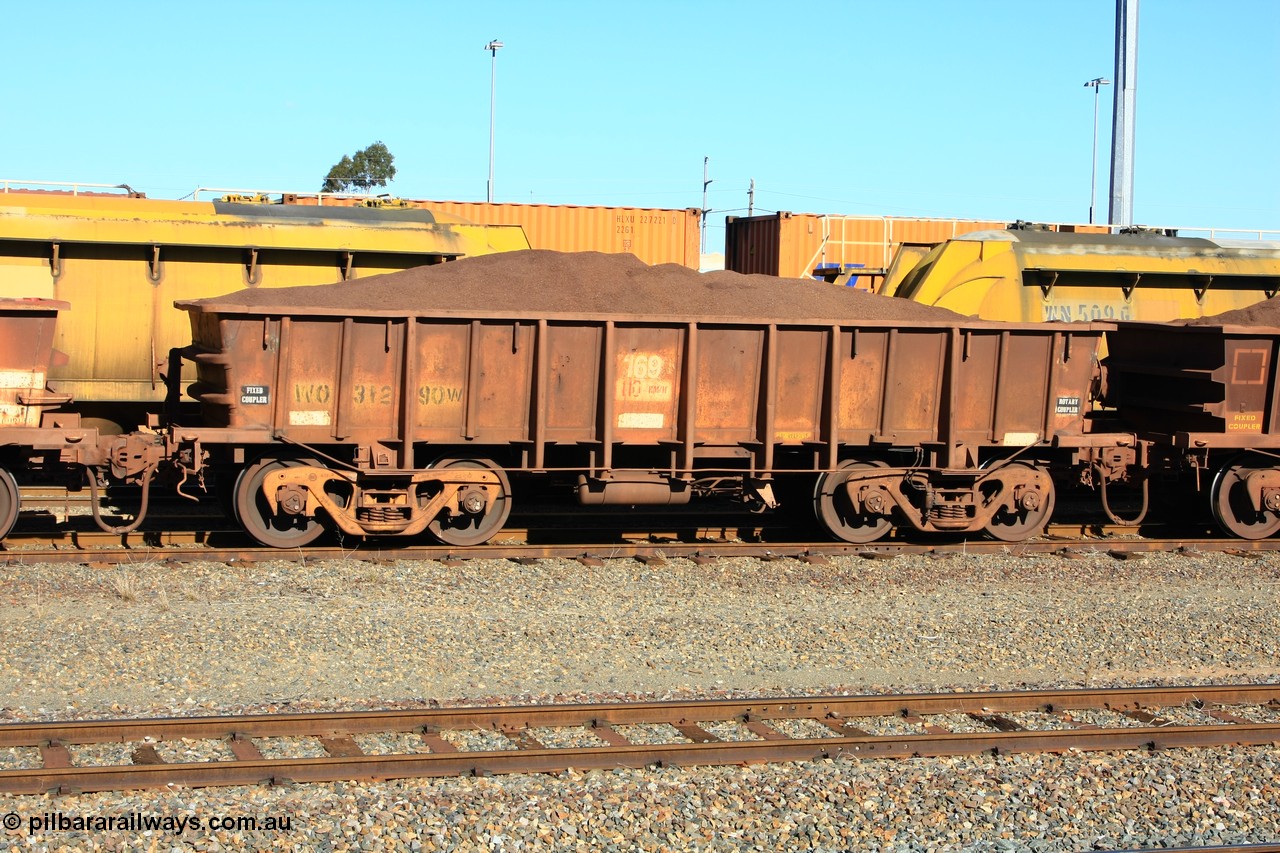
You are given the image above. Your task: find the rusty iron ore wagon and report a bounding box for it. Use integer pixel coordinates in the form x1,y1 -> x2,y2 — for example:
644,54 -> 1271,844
165,294 -> 1114,546
1100,320 -> 1280,539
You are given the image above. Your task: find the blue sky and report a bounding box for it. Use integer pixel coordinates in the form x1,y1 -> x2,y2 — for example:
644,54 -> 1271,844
3,1 -> 1276,246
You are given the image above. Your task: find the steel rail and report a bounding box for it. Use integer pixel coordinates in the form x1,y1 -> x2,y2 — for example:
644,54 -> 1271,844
2,684 -> 1277,795
1113,847 -> 1280,853
1,534 -> 1277,566
4,486 -> 1256,560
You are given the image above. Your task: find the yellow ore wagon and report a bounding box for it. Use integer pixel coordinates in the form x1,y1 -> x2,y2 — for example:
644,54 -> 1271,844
885,227 -> 1280,322
0,190 -> 529,426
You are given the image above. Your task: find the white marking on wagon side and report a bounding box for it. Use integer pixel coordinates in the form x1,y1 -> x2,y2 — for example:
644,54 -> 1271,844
289,410 -> 333,426
0,370 -> 42,389
617,412 -> 664,429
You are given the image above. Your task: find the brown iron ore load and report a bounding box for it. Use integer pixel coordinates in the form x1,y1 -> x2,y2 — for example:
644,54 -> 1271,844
1187,296 -> 1280,326
195,250 -> 962,322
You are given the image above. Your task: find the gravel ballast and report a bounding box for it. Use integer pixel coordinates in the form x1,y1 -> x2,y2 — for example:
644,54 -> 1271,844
1,549 -> 1278,850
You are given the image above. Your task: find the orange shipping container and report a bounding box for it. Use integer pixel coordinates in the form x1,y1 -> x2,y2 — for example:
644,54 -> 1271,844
283,194 -> 702,269
725,212 -> 1012,283
405,201 -> 702,269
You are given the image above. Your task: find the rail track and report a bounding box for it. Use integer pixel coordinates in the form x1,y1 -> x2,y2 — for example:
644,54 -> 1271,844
1119,847 -> 1280,853
4,533 -> 1279,565
5,484 -> 1278,563
1116,845 -> 1280,850
2,514 -> 1278,565
2,533 -> 1279,566
1,684 -> 1277,795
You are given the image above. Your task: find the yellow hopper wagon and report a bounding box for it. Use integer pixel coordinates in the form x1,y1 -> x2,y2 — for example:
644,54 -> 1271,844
0,188 -> 530,429
887,225 -> 1280,323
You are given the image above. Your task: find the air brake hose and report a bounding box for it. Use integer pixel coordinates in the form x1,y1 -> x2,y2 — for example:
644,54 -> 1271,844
88,465 -> 155,534
1099,472 -> 1149,526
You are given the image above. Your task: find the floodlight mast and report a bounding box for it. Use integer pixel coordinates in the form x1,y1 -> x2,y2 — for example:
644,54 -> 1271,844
1108,0 -> 1138,227
486,39 -> 504,204
1084,77 -> 1111,225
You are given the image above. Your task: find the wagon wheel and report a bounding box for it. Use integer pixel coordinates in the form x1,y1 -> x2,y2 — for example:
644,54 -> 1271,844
234,456 -> 326,548
1210,457 -> 1280,540
813,461 -> 892,544
0,466 -> 19,542
983,461 -> 1055,542
426,457 -> 512,546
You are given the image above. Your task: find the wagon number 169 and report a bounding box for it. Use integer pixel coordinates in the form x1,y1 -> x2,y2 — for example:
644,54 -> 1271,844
622,353 -> 664,380
620,353 -> 667,398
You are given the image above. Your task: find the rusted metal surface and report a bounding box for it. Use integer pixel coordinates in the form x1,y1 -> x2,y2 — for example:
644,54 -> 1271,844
0,298 -> 70,427
1104,322 -> 1280,445
10,277 -> 1280,552
1,684 -> 1277,794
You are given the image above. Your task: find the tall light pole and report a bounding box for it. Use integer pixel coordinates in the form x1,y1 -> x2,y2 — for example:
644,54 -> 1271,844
1084,76 -> 1110,224
1109,0 -> 1139,228
701,157 -> 712,256
485,39 -> 503,204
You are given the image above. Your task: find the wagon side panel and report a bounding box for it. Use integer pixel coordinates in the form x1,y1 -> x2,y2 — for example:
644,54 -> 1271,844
341,320 -> 404,437
836,328 -> 889,445
0,299 -> 67,427
413,321 -> 470,438
1102,322 -> 1280,444
694,326 -> 763,444
772,328 -> 826,443
275,319 -> 345,442
542,323 -> 601,442
877,328 -> 947,445
611,325 -> 682,443
1220,334 -> 1279,438
471,320 -> 536,441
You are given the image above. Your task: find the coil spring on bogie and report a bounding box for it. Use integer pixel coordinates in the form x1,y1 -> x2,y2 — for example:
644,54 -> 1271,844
928,504 -> 969,522
358,506 -> 410,524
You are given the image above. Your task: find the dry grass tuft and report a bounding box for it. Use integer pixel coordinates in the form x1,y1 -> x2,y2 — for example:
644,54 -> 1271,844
110,569 -> 140,602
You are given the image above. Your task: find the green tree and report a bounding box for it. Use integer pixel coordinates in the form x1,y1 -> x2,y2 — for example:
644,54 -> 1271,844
320,141 -> 397,193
